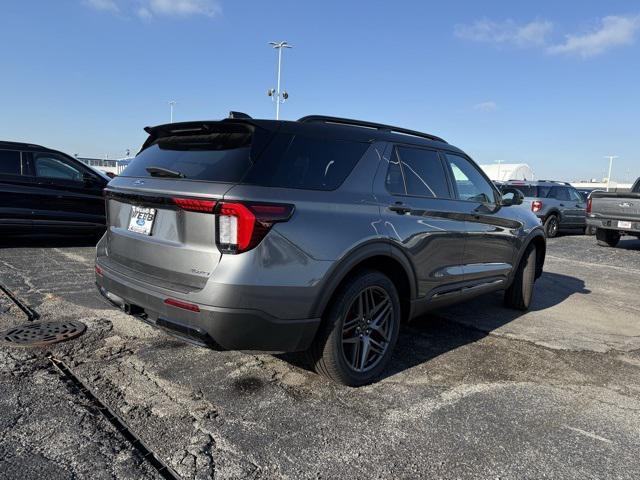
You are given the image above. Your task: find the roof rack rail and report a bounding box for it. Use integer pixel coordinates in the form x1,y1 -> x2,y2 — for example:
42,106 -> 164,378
298,115 -> 447,144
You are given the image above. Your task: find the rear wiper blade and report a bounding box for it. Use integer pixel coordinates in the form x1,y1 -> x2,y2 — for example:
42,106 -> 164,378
145,166 -> 185,178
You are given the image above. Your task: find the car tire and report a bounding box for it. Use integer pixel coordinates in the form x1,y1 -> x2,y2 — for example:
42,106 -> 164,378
544,215 -> 559,238
504,245 -> 537,311
596,228 -> 620,247
306,270 -> 400,387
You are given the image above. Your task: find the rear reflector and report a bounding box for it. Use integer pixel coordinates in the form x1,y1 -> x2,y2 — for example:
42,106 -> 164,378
216,201 -> 294,254
531,200 -> 543,213
95,265 -> 103,276
164,298 -> 200,312
172,197 -> 217,213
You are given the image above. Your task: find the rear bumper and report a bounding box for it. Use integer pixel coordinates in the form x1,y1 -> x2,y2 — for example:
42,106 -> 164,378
96,266 -> 321,353
587,216 -> 640,234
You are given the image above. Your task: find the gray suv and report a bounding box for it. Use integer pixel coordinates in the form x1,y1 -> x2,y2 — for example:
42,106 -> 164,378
501,180 -> 587,238
95,114 -> 546,386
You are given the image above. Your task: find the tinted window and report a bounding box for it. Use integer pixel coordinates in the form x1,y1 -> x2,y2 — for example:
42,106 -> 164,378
385,150 -> 405,195
122,130 -> 255,182
35,154 -> 83,181
568,189 -> 583,202
550,186 -> 571,201
633,180 -> 640,193
504,184 -> 537,197
245,134 -> 369,190
394,147 -> 450,198
0,150 -> 22,176
445,153 -> 495,203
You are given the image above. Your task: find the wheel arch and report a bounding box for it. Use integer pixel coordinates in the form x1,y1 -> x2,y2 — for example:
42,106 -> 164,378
310,241 -> 417,323
512,230 -> 546,282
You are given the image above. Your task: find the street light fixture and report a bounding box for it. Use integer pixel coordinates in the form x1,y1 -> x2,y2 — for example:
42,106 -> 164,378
268,41 -> 293,120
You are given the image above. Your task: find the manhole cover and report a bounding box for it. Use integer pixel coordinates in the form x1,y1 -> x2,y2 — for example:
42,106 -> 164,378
1,321 -> 86,347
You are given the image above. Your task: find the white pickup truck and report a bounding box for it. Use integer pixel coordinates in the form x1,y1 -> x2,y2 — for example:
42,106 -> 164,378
587,178 -> 640,247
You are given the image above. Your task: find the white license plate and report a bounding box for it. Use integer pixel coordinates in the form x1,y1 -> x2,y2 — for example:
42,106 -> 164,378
618,221 -> 633,229
128,206 -> 156,235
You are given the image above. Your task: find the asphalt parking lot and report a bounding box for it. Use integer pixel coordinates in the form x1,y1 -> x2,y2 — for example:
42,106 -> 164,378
1,234 -> 639,480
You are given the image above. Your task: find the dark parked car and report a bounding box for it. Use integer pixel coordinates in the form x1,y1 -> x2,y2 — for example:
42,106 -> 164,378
500,180 -> 587,237
0,141 -> 109,238
587,178 -> 640,247
96,113 -> 546,386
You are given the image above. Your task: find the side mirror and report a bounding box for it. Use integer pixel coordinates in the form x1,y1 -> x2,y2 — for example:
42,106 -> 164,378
83,173 -> 100,186
500,187 -> 524,206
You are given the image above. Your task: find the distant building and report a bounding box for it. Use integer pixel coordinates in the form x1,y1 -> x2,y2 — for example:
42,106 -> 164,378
480,163 -> 534,182
77,157 -> 132,176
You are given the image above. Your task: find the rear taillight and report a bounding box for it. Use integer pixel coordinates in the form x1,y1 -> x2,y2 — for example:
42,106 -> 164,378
95,265 -> 103,276
531,200 -> 543,213
586,197 -> 592,214
215,202 -> 294,254
172,197 -> 217,213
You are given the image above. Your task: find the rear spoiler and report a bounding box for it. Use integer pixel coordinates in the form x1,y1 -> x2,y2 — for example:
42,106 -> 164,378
140,119 -> 256,153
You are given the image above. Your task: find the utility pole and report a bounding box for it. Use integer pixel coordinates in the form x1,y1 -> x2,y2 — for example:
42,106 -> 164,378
495,159 -> 504,181
268,41 -> 293,119
604,155 -> 618,192
168,101 -> 176,123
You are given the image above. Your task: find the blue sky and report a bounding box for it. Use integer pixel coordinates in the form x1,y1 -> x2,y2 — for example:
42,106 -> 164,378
1,0 -> 639,182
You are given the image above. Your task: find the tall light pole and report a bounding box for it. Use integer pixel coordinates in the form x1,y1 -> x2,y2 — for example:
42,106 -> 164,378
494,159 -> 504,181
168,101 -> 176,123
268,41 -> 293,120
604,155 -> 618,191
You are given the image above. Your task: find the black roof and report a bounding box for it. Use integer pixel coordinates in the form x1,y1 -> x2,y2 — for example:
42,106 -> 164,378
0,140 -> 50,151
143,112 -> 457,153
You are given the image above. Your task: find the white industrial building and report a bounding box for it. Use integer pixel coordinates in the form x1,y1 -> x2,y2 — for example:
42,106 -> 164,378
480,163 -> 534,182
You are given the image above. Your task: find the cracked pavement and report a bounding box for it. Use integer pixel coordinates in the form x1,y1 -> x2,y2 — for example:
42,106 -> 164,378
1,234 -> 639,479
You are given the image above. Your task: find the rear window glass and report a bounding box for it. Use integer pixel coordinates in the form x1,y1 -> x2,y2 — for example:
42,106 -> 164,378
506,185 -> 537,197
633,180 -> 640,193
121,130 -> 257,182
243,134 -> 369,190
0,150 -> 22,176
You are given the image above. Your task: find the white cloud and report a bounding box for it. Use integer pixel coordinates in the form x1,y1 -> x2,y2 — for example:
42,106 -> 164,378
455,19 -> 553,47
547,15 -> 640,58
81,0 -> 221,19
474,101 -> 498,112
147,0 -> 221,18
83,0 -> 119,13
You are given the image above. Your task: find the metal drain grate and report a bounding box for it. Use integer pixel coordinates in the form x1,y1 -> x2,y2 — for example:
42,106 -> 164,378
1,321 -> 86,346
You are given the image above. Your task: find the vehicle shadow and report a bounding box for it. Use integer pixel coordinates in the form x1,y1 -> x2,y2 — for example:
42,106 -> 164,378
616,237 -> 640,251
384,271 -> 589,379
0,234 -> 99,249
281,271 -> 589,382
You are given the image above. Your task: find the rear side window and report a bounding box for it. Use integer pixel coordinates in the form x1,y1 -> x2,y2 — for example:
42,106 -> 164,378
387,147 -> 450,198
0,150 -> 22,176
244,134 -> 369,190
550,186 -> 571,201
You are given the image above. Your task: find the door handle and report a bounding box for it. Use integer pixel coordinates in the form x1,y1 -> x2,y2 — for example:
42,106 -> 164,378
559,203 -> 565,207
389,202 -> 412,214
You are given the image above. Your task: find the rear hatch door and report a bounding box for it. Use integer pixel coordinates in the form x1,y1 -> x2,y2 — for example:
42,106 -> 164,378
101,120 -> 273,293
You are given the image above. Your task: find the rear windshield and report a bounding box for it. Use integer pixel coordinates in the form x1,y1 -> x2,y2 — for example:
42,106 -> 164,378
505,185 -> 537,197
122,127 -> 369,190
121,131 -> 255,182
633,180 -> 640,193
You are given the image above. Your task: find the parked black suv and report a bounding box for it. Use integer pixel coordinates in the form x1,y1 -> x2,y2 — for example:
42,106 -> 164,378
0,141 -> 109,237
96,113 -> 546,386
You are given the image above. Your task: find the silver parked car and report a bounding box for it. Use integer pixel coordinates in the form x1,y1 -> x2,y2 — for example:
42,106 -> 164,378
96,113 -> 546,385
501,180 -> 587,238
